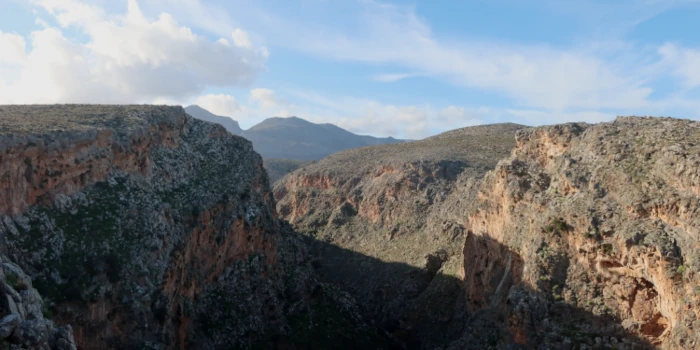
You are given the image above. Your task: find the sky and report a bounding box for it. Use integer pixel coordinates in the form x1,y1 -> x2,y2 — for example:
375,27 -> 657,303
1,0 -> 700,138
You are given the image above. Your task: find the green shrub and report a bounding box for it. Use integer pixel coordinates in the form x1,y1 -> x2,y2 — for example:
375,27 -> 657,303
5,272 -> 19,288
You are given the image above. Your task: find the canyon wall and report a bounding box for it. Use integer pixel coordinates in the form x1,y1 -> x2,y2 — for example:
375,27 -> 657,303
277,117 -> 700,349
0,105 -> 379,349
458,117 -> 700,349
274,123 -> 523,348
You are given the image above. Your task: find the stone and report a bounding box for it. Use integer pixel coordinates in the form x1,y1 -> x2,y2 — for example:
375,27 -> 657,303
0,314 -> 20,339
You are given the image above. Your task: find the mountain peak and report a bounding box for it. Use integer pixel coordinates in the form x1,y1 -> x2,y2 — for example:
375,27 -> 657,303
243,116 -> 403,160
184,105 -> 242,135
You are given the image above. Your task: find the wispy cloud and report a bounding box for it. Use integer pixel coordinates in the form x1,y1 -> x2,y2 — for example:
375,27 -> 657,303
176,0 -> 700,117
372,72 -> 425,82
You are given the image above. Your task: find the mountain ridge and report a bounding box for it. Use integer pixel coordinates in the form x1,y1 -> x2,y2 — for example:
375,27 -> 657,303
184,105 -> 243,135
185,105 -> 404,161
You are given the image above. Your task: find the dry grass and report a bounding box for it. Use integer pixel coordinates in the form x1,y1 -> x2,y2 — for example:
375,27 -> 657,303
0,104 -> 183,135
290,123 -> 524,178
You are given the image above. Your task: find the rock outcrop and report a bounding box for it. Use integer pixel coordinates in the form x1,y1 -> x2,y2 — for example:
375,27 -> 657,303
274,123 -> 524,348
0,255 -> 76,349
0,105 -> 381,349
459,117 -> 700,349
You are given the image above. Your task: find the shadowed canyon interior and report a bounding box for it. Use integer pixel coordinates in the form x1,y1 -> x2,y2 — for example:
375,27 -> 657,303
0,105 -> 698,349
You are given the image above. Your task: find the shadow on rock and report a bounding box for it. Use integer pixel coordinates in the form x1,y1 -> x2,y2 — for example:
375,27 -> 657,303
302,231 -> 656,350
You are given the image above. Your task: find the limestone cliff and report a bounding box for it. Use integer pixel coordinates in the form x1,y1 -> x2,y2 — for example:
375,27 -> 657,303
458,117 -> 700,349
0,105 -> 380,349
274,123 -> 524,348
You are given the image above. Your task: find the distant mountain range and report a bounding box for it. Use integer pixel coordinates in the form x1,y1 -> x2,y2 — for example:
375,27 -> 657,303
184,105 -> 403,160
184,105 -> 243,135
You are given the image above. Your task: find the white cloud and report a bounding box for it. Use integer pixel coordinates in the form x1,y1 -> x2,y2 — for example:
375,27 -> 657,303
203,0 -> 700,117
0,31 -> 26,65
250,88 -> 288,109
372,72 -> 424,82
196,94 -> 244,118
0,0 -> 267,104
231,28 -> 253,49
281,1 -> 657,111
230,88 -> 484,139
659,43 -> 700,88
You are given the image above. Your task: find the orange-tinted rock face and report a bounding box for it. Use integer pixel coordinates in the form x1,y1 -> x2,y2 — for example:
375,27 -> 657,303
464,118 -> 700,349
0,116 -> 185,215
163,206 -> 279,350
0,105 -> 292,349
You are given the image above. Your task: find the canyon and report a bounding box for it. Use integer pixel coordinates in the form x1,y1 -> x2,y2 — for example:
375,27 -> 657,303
0,105 -> 698,349
276,118 -> 700,349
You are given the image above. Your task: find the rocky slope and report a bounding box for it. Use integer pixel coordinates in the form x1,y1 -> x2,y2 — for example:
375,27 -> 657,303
0,105 -> 382,349
454,117 -> 700,349
276,117 -> 700,350
274,123 -> 524,348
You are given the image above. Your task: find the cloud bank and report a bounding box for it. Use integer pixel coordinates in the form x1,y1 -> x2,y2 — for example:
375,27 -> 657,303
0,0 -> 267,104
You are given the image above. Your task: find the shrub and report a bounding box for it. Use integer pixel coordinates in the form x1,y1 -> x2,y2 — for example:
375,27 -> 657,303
5,272 -> 19,289
544,217 -> 570,234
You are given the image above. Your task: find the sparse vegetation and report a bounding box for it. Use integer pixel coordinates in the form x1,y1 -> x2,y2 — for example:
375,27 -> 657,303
263,158 -> 311,183
544,217 -> 571,234
5,272 -> 19,289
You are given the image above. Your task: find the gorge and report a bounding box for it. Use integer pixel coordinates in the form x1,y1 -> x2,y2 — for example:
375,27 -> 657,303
0,105 -> 698,349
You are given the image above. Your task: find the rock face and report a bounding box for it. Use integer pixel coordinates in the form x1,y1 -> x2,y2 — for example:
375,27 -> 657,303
0,105 -> 380,349
274,123 -> 524,348
459,117 -> 700,349
0,255 -> 76,349
276,117 -> 700,349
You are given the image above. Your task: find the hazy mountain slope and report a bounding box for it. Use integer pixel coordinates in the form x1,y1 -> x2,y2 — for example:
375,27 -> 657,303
242,116 -> 402,160
263,158 -> 312,183
184,105 -> 243,135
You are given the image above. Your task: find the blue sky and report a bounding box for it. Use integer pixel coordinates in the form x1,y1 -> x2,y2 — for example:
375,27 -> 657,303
1,0 -> 700,138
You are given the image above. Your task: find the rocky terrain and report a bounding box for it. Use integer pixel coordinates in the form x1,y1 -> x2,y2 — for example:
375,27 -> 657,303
0,254 -> 76,349
0,105 -> 382,349
274,123 -> 525,348
2,105 -> 699,350
453,117 -> 700,349
276,117 -> 700,349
